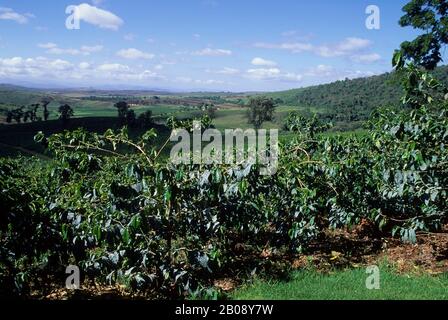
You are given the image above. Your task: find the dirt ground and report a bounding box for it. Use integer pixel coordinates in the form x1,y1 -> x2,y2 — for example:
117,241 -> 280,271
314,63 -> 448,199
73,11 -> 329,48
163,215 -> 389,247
289,220 -> 448,275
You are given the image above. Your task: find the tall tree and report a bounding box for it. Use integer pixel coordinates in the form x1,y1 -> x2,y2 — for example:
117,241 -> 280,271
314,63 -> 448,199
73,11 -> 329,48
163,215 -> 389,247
58,104 -> 74,124
246,97 -> 277,129
6,111 -> 12,123
114,101 -> 129,124
30,104 -> 40,122
138,110 -> 154,128
397,0 -> 448,69
41,97 -> 53,121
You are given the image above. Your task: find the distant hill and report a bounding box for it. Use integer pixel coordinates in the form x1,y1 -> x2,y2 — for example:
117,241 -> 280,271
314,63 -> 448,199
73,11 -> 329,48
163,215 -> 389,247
264,65 -> 448,122
0,84 -> 48,108
2,65 -> 448,125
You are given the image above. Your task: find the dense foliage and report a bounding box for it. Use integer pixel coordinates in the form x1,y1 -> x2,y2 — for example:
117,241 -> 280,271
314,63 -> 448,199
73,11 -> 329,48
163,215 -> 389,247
398,0 -> 448,70
1,60 -> 447,298
1,1 -> 448,298
265,65 -> 448,123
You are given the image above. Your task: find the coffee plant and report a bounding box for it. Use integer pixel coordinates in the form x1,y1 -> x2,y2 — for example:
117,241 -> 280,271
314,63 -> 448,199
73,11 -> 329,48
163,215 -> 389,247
1,60 -> 447,298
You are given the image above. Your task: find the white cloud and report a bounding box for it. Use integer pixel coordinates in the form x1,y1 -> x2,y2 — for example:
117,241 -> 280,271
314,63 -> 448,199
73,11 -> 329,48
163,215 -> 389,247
116,48 -> 154,60
305,64 -> 334,77
74,3 -> 123,30
0,55 -> 164,84
79,62 -> 91,69
197,79 -> 224,85
253,42 -> 313,53
246,68 -> 302,82
251,57 -> 277,67
211,67 -> 240,75
38,43 -> 103,56
254,37 -> 373,58
81,45 -> 103,53
175,77 -> 225,86
38,42 -> 58,49
0,57 -> 74,78
0,7 -> 33,24
351,53 -> 381,63
337,37 -> 371,51
192,48 -> 232,56
193,33 -> 201,39
302,64 -> 379,82
97,63 -> 129,72
95,63 -> 162,81
316,37 -> 371,57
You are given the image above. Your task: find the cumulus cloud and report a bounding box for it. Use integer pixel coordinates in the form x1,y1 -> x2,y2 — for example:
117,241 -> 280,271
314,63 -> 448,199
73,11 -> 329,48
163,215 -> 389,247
79,62 -> 91,69
97,63 -> 130,72
253,42 -> 313,53
192,48 -> 232,56
38,43 -> 103,56
351,53 -> 381,63
116,48 -> 154,60
302,64 -> 378,82
251,57 -> 277,67
0,7 -> 34,24
95,63 -> 161,81
175,76 -> 225,86
305,64 -> 334,77
246,68 -> 302,82
316,37 -> 371,57
206,67 -> 240,75
72,3 -> 123,30
81,45 -> 103,53
0,56 -> 162,83
253,37 -> 373,58
0,57 -> 74,78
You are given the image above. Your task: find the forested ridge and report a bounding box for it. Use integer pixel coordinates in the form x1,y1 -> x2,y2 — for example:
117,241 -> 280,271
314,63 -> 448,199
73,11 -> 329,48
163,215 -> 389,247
267,65 -> 448,121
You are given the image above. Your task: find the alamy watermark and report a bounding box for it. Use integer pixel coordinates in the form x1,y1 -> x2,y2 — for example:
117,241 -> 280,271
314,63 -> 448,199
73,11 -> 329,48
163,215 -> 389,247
65,6 -> 81,30
169,121 -> 279,176
365,265 -> 380,290
65,265 -> 80,290
365,5 -> 380,30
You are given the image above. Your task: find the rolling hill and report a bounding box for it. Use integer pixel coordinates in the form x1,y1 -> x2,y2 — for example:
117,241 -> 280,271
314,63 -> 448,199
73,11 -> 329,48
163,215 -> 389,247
264,65 -> 448,122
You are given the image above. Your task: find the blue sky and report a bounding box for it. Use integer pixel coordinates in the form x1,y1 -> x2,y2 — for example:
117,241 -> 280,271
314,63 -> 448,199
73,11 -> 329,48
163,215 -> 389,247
0,0 -> 427,91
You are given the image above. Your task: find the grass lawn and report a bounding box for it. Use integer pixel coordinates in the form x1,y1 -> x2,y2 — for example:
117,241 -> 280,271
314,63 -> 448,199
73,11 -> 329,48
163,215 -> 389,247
231,268 -> 448,300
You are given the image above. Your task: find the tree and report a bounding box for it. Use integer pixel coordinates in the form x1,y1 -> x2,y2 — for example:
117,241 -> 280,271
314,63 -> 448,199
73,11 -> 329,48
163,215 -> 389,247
203,103 -> 217,119
12,107 -> 24,123
30,104 -> 40,122
41,97 -> 53,121
6,111 -> 12,123
58,104 -> 74,124
126,109 -> 136,127
114,101 -> 129,123
397,0 -> 448,70
246,97 -> 277,129
138,110 -> 154,128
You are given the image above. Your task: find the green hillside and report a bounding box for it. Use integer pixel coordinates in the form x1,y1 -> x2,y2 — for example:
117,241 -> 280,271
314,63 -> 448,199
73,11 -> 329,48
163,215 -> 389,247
264,65 -> 448,122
